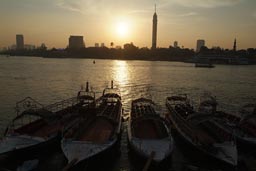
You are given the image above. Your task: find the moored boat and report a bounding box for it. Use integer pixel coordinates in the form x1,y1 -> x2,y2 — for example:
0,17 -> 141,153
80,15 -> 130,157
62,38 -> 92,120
128,97 -> 173,164
207,101 -> 256,147
61,81 -> 123,168
0,96 -> 84,160
166,95 -> 238,166
0,84 -> 93,161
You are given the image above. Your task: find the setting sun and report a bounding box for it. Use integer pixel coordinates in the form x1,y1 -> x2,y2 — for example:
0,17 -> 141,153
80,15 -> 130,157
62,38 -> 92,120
116,22 -> 129,37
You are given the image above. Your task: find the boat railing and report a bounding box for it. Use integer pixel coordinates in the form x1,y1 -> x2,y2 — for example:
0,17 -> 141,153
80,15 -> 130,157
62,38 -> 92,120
15,96 -> 81,117
15,97 -> 44,116
44,97 -> 80,113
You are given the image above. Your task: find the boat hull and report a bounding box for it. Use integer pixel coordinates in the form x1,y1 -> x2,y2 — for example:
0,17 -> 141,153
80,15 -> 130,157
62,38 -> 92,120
127,119 -> 173,166
128,138 -> 172,167
62,133 -> 121,170
0,133 -> 61,168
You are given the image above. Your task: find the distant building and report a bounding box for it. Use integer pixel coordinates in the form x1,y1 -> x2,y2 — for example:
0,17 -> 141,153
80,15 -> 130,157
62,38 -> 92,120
24,44 -> 36,50
152,5 -> 157,49
196,39 -> 205,52
101,43 -> 105,47
16,34 -> 24,50
69,36 -> 85,49
174,41 -> 178,48
95,43 -> 99,47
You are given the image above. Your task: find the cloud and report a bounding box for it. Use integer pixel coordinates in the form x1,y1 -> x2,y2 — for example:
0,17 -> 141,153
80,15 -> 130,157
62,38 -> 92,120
55,0 -> 156,17
172,0 -> 243,8
56,0 -> 86,14
179,12 -> 198,17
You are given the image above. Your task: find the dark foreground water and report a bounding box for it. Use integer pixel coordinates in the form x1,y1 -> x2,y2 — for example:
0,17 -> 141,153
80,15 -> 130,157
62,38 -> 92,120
0,56 -> 256,170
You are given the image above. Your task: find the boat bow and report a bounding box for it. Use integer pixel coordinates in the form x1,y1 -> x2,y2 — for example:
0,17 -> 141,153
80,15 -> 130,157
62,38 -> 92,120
131,137 -> 173,162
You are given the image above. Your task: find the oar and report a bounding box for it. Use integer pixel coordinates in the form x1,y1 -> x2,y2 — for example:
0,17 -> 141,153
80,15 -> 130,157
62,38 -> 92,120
62,158 -> 78,171
142,151 -> 155,171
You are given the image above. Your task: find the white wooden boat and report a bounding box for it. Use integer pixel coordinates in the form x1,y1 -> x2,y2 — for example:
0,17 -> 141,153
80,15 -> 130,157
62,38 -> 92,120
128,98 -> 173,163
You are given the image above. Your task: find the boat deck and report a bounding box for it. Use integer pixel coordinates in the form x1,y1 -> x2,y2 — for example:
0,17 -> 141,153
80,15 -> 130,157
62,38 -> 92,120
98,102 -> 121,123
15,118 -> 66,137
79,118 -> 114,143
132,119 -> 168,139
32,122 -> 62,137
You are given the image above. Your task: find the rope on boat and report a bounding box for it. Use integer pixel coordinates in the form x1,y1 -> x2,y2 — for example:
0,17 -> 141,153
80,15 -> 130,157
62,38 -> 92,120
142,151 -> 155,171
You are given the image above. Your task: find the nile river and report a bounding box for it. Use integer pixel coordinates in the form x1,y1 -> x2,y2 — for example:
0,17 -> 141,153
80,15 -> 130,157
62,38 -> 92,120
0,56 -> 255,170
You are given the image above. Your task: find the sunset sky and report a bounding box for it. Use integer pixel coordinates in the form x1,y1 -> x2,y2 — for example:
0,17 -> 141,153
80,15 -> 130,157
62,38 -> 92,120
0,0 -> 256,50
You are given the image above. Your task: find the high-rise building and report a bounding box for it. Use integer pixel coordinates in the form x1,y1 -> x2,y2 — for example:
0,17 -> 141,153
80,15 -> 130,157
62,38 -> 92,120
95,43 -> 99,47
152,5 -> 157,49
233,38 -> 237,52
68,36 -> 85,49
16,34 -> 24,50
196,39 -> 205,52
174,41 -> 178,48
101,43 -> 105,47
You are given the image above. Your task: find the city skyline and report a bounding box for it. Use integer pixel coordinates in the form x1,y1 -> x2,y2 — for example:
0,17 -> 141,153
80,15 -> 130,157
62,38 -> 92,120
0,0 -> 256,49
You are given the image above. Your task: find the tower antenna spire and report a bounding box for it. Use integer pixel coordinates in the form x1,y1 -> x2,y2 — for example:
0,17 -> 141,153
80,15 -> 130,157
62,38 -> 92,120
155,4 -> 156,13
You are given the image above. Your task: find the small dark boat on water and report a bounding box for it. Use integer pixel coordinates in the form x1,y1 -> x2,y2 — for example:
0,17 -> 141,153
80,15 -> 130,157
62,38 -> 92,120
194,58 -> 215,68
166,95 -> 237,166
61,81 -> 123,167
128,97 -> 173,163
195,63 -> 215,68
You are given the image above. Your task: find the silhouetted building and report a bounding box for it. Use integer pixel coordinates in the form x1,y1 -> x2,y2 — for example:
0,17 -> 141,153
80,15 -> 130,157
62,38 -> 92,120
101,43 -> 105,47
196,39 -> 205,52
95,43 -> 99,47
174,41 -> 178,48
16,34 -> 24,50
233,38 -> 237,52
24,44 -> 36,50
69,36 -> 85,49
152,5 -> 157,49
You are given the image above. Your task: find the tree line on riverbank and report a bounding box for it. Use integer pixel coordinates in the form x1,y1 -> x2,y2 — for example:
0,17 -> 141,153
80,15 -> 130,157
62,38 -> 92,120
1,43 -> 256,64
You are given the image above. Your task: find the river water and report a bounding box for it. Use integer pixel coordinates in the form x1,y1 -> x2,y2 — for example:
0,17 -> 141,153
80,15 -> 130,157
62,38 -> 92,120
0,56 -> 255,170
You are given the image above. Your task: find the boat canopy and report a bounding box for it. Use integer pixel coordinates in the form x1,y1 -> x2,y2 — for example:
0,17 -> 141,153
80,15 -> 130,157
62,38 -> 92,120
77,91 -> 95,101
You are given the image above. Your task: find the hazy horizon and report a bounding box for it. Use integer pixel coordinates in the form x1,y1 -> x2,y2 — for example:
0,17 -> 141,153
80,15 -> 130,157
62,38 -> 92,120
1,0 -> 256,50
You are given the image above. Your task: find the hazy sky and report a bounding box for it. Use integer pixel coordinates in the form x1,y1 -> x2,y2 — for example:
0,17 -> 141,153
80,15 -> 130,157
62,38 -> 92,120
0,0 -> 256,49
